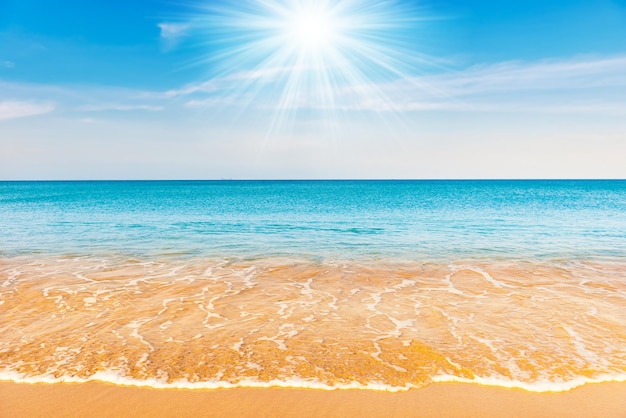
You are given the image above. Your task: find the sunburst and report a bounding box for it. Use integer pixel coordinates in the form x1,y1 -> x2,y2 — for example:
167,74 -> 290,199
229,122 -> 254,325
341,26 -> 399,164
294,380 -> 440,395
186,0 -> 436,132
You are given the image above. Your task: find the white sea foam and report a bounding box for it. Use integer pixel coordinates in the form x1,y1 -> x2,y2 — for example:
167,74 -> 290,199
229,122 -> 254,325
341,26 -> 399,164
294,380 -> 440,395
0,370 -> 408,392
2,369 -> 625,393
442,272 -> 464,295
563,326 -> 602,365
431,373 -> 626,392
466,266 -> 515,289
1,268 -> 18,287
127,320 -> 154,351
2,256 -> 625,396
232,338 -> 244,354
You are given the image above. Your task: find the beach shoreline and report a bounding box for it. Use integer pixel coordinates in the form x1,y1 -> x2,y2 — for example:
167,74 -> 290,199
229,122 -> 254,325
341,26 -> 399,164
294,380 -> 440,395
2,381 -> 625,418
2,181 -> 626,417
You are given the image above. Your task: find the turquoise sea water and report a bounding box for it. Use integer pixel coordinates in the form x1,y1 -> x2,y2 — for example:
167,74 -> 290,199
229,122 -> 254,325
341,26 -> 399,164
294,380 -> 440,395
1,180 -> 625,261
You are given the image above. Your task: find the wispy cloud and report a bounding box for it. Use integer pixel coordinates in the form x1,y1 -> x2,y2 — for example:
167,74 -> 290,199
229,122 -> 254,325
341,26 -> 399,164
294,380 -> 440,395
184,97 -> 242,108
158,22 -> 191,51
162,80 -> 219,98
2,61 -> 15,69
153,54 -> 626,114
415,55 -> 626,96
0,80 -> 165,119
3,54 -> 625,120
0,100 -> 54,120
336,55 -> 626,113
161,67 -> 296,98
158,22 -> 191,39
80,104 -> 164,112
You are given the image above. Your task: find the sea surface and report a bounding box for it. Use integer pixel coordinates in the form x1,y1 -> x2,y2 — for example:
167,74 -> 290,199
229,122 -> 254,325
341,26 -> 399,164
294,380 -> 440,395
1,180 -> 625,391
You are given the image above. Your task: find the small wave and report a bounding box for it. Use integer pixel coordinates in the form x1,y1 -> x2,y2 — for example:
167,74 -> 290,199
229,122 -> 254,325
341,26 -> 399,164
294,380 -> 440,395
431,373 -> 626,393
2,256 -> 625,395
0,370 -> 408,392
2,370 -> 625,393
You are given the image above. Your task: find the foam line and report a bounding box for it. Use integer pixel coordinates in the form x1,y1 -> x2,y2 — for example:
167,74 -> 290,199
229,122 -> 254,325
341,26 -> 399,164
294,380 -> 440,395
2,370 -> 625,393
431,373 -> 626,393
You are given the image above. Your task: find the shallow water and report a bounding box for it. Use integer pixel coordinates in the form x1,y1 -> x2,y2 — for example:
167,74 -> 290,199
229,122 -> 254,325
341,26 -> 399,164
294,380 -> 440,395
2,180 -> 626,261
1,181 -> 625,391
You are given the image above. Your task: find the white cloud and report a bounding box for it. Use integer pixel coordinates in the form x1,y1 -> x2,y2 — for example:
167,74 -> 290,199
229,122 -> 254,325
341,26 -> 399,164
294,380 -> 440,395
80,104 -> 164,112
162,80 -> 219,98
416,55 -> 626,96
337,54 -> 626,113
184,98 -> 222,108
2,61 -> 15,69
161,67 -> 296,98
225,67 -> 298,81
3,54 -> 625,122
158,22 -> 191,39
154,54 -> 626,114
0,101 -> 55,120
158,22 -> 191,51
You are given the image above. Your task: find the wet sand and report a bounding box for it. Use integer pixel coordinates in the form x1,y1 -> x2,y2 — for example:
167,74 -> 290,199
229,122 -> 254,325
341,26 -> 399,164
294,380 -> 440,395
3,257 -> 625,390
1,382 -> 625,418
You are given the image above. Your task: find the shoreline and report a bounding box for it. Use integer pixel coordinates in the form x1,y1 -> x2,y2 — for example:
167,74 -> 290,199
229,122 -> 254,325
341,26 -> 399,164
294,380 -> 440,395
1,381 -> 625,418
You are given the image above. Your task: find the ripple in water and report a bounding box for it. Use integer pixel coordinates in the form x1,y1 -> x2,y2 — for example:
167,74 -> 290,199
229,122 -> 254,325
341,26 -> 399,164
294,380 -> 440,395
1,256 -> 625,392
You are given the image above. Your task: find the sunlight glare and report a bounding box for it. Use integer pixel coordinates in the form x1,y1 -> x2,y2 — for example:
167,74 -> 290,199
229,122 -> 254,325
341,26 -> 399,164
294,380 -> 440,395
289,11 -> 337,51
192,0 -> 433,133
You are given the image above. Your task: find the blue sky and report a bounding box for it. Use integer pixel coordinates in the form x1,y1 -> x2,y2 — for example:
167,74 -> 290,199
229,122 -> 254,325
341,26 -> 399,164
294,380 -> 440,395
1,0 -> 626,179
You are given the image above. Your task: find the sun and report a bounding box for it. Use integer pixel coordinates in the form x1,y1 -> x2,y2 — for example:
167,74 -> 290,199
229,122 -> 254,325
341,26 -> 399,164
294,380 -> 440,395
288,10 -> 338,51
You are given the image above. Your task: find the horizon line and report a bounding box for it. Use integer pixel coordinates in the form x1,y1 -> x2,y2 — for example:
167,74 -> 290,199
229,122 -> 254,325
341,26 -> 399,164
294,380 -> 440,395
1,178 -> 625,182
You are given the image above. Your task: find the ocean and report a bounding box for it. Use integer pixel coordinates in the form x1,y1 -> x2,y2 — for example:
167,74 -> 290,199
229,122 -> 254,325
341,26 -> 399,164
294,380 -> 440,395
1,180 -> 625,391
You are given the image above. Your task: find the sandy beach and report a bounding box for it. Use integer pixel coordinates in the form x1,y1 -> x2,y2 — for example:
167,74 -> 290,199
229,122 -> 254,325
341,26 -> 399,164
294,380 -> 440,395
2,382 -> 625,418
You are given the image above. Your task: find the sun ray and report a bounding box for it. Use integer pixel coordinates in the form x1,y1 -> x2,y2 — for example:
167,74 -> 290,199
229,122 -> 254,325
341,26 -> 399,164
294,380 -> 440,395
184,0 -> 439,134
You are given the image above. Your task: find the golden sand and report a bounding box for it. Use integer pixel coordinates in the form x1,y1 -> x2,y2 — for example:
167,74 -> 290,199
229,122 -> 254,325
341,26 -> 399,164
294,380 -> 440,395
1,382 -> 626,418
